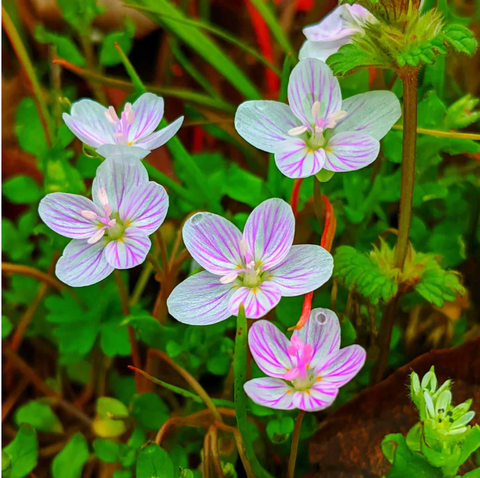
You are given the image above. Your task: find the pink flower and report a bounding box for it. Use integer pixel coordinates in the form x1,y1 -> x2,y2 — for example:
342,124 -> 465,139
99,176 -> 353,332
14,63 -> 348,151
63,93 -> 184,160
244,309 -> 366,412
167,199 -> 333,325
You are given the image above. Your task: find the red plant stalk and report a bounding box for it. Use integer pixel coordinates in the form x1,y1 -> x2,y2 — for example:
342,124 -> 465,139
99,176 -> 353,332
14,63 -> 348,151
289,178 -> 303,218
245,1 -> 280,95
289,194 -> 336,331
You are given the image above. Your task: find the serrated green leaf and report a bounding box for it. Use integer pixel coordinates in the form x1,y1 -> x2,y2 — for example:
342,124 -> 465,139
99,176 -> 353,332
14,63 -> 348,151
136,442 -> 175,478
443,24 -> 478,56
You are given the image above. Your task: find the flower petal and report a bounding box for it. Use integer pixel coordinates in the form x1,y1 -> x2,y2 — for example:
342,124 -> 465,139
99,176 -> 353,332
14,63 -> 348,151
299,40 -> 343,62
167,271 -> 234,325
244,378 -> 295,410
128,93 -> 164,143
56,239 -> 113,287
248,320 -> 293,378
183,212 -> 243,275
92,158 -> 148,212
334,91 -> 402,140
228,282 -> 282,319
104,228 -> 151,269
315,344 -> 366,387
293,383 -> 339,412
292,308 -> 341,368
134,116 -> 184,150
274,139 -> 326,178
324,132 -> 380,172
97,144 -> 150,160
287,58 -> 342,125
119,182 -> 168,235
63,99 -> 115,148
39,193 -> 102,239
269,245 -> 333,297
243,198 -> 295,269
452,411 -> 475,428
234,101 -> 299,153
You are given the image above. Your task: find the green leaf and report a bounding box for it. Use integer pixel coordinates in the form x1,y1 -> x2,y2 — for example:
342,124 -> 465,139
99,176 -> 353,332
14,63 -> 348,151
136,442 -> 174,478
443,24 -> 478,56
15,400 -> 63,433
56,0 -> 103,28
35,25 -> 85,66
2,219 -> 34,262
414,255 -> 465,307
381,433 -> 442,477
92,397 -> 129,438
223,165 -> 269,208
14,98 -> 48,157
100,316 -> 131,357
455,425 -> 480,470
266,417 -> 295,444
130,0 -> 261,100
131,393 -> 169,431
99,19 -> 135,66
3,424 -> 38,478
334,246 -> 398,304
340,317 -> 357,346
3,175 -> 42,204
52,433 -> 89,478
93,439 -> 120,463
2,316 -> 13,339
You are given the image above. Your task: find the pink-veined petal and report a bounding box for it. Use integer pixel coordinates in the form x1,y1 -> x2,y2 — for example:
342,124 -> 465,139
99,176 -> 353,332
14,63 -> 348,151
292,308 -> 341,369
315,344 -> 366,387
234,101 -> 299,153
268,245 -> 333,297
56,239 -> 113,287
183,212 -> 243,275
39,193 -> 102,239
228,282 -> 282,319
248,320 -> 293,378
243,198 -> 295,269
128,93 -> 164,143
293,383 -> 339,412
274,139 -> 326,178
324,132 -> 379,172
244,378 -> 295,410
287,59 -> 342,125
119,182 -> 168,235
92,158 -> 148,212
104,228 -> 151,269
134,116 -> 184,150
167,271 -> 234,325
63,99 -> 115,148
334,91 -> 402,140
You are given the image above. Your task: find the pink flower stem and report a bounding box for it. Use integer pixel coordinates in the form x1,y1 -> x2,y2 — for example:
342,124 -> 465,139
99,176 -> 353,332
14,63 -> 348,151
289,178 -> 304,218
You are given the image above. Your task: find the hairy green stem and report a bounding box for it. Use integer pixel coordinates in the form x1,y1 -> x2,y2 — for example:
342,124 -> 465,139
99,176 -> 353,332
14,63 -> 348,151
287,410 -> 305,478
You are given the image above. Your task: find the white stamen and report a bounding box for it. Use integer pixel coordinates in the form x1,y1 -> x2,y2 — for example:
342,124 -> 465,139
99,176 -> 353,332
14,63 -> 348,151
330,110 -> 348,122
311,101 -> 321,120
81,210 -> 98,220
124,103 -> 135,124
288,125 -> 308,136
220,271 -> 239,284
105,106 -> 119,124
314,125 -> 324,135
97,187 -> 109,207
104,204 -> 113,217
87,228 -> 106,244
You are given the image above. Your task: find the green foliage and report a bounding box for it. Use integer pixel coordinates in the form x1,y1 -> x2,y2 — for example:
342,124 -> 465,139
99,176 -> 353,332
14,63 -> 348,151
266,417 -> 294,444
3,425 -> 38,478
35,25 -> 85,66
136,443 -> 175,478
52,433 -> 89,478
2,316 -> 13,339
15,400 -> 63,433
99,19 -> 135,66
92,397 -> 129,438
131,393 -> 169,431
3,176 -> 42,204
93,439 -> 121,463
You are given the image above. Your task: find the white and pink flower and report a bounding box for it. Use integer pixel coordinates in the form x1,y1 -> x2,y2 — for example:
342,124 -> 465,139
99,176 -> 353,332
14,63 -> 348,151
63,92 -> 184,159
38,158 -> 168,287
235,58 -> 401,179
167,198 -> 333,325
245,308 -> 366,412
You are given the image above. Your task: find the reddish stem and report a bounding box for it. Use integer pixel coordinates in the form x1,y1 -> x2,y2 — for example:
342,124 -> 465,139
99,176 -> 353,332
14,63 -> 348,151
320,194 -> 336,251
288,291 -> 313,331
289,178 -> 303,218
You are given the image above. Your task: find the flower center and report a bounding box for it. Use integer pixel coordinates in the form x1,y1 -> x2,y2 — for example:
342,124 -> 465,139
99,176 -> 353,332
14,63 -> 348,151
105,103 -> 135,145
81,187 -> 126,244
219,239 -> 263,288
288,101 -> 348,151
284,336 -> 315,391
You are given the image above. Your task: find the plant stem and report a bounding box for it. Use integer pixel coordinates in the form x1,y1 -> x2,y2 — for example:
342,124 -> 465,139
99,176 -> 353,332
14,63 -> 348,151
287,410 -> 305,478
289,179 -> 303,218
2,262 -> 66,292
392,124 -> 480,141
313,177 -> 325,231
114,270 -> 142,391
2,6 -> 55,145
394,69 -> 419,270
